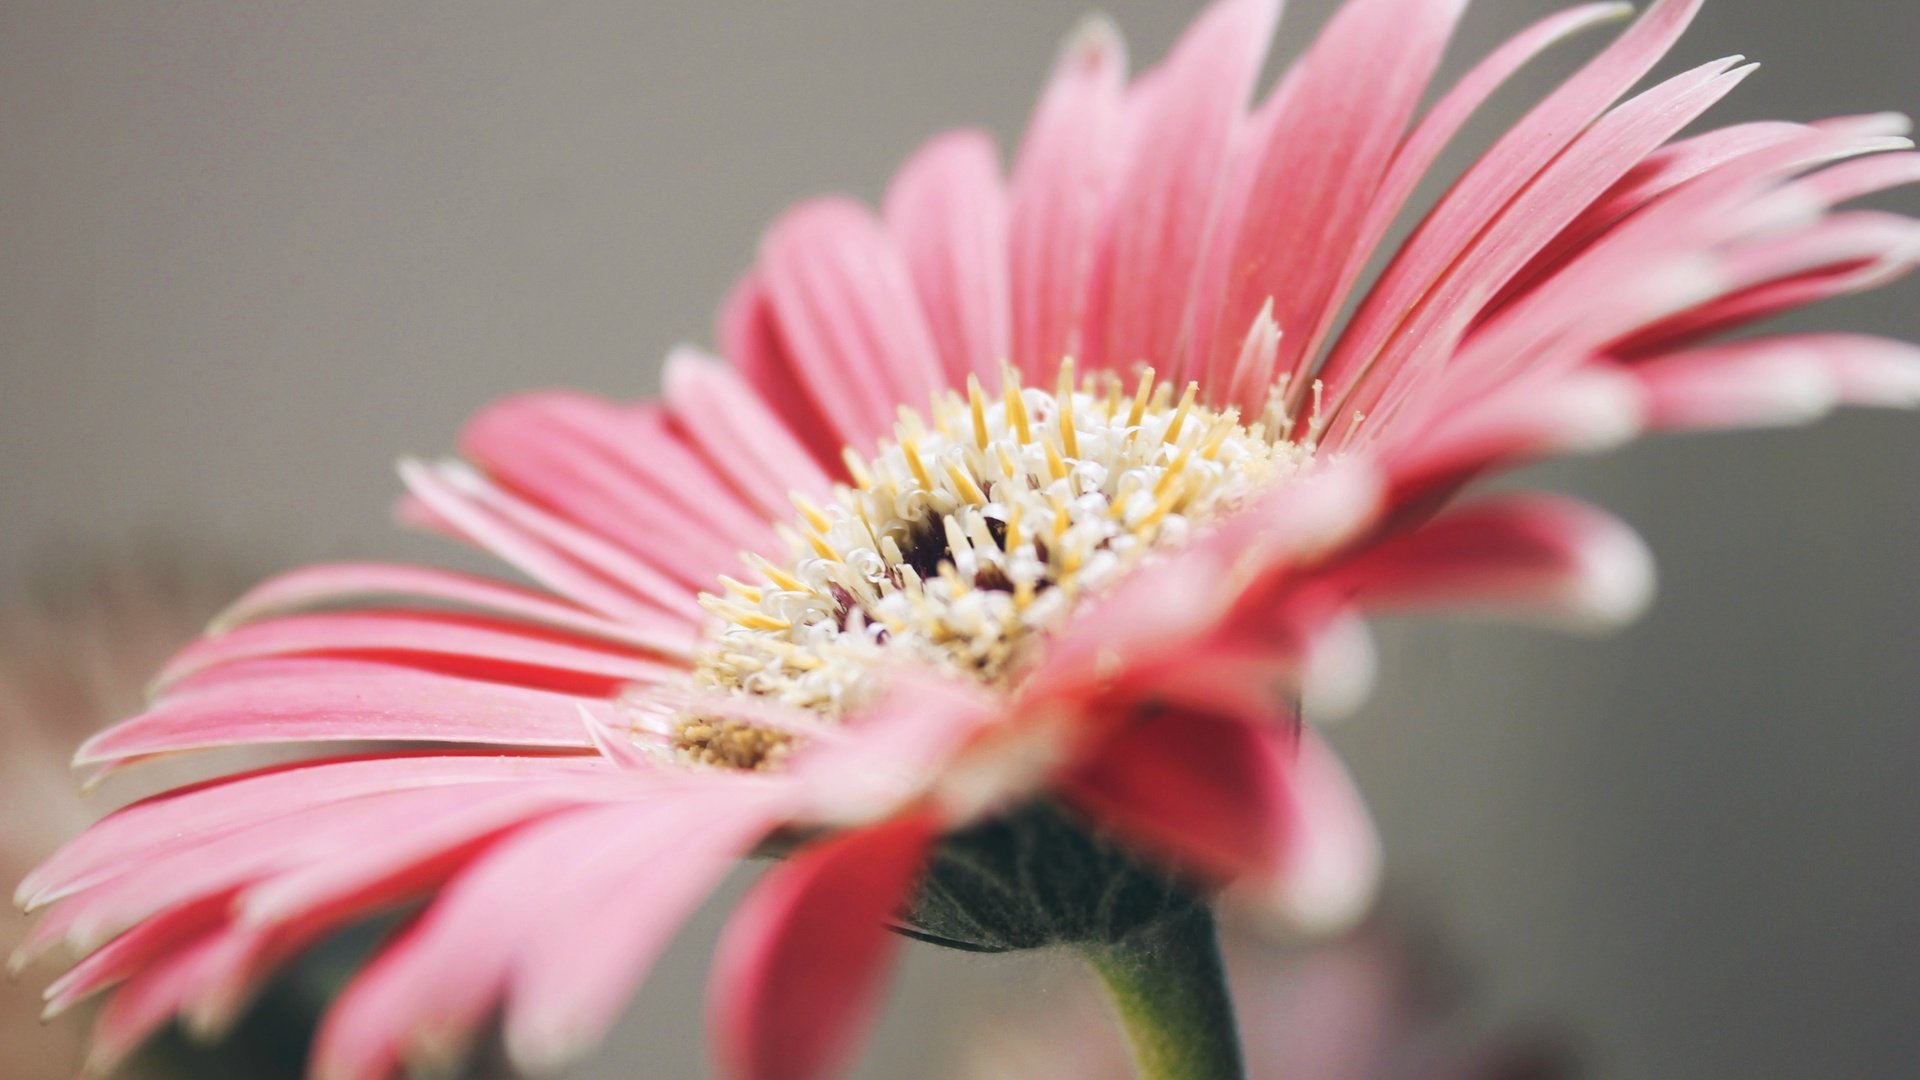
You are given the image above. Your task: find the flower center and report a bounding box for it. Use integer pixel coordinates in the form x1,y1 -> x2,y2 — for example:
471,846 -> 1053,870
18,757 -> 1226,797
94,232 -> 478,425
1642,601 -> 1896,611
676,361 -> 1311,768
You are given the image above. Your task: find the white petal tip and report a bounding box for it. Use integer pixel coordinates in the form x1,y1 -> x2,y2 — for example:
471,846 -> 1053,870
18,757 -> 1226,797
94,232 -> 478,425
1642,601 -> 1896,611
1566,522 -> 1657,632
1299,616 -> 1377,721
1059,13 -> 1125,66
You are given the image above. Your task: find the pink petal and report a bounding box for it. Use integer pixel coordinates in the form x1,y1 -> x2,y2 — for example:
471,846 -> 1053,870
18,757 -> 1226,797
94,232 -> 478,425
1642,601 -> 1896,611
400,458 -> 699,625
38,891 -> 235,1018
1382,367 -> 1647,496
20,754 -> 605,911
1345,54 -> 1758,422
1007,16 -> 1127,380
459,392 -> 776,585
1323,0 -> 1704,412
1226,731 -> 1382,935
1811,334 -> 1920,406
663,346 -> 835,518
1061,709 -> 1292,883
759,197 -> 948,453
882,129 -> 1010,386
1086,0 -> 1278,377
1501,120 -> 1812,307
1637,333 -> 1920,428
211,560 -> 694,656
312,797 -> 741,1079
1336,494 -> 1656,630
38,784 -> 582,954
76,657 -> 606,764
718,269 -> 846,471
1486,125 -> 1919,363
1196,0 -> 1469,398
1276,2 -> 1639,392
709,812 -> 938,1080
503,788 -> 792,1072
1027,459 -> 1384,704
233,784 -> 600,930
85,925 -> 229,1076
155,611 -> 681,697
786,666 -> 1001,825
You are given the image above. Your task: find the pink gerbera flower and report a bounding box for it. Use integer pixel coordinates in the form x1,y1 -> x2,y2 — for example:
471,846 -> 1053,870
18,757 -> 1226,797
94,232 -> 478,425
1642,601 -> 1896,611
16,0 -> 1920,1078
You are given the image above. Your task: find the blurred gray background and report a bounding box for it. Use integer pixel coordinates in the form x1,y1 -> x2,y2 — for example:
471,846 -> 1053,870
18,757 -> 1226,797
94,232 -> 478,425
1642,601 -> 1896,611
3,1 -> 1916,1077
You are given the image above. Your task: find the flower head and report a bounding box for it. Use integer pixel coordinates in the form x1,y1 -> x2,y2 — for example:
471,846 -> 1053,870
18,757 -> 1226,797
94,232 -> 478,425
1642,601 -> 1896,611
16,1 -> 1920,1078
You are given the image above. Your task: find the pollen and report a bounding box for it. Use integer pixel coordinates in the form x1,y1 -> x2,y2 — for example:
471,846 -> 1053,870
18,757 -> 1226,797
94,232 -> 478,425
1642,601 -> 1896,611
674,360 -> 1313,766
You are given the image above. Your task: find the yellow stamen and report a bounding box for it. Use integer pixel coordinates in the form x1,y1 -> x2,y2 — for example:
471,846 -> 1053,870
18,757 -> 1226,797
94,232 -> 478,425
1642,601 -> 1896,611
1043,438 -> 1069,483
1165,382 -> 1199,444
945,459 -> 988,505
1003,366 -> 1032,444
790,493 -> 832,534
901,438 -> 934,491
1128,366 -> 1157,427
967,374 -> 991,451
840,447 -> 873,489
1056,357 -> 1080,460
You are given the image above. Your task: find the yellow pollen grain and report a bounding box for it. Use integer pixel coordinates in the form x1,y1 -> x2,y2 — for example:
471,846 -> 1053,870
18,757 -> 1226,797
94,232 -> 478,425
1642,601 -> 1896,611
944,458 -> 988,505
1043,439 -> 1069,482
901,438 -> 934,491
1128,366 -> 1157,427
1136,475 -> 1191,532
1102,376 -> 1122,422
1056,358 -> 1080,459
1200,412 -> 1239,459
1003,502 -> 1023,552
717,575 -> 762,603
1004,371 -> 1033,444
939,560 -> 971,597
790,493 -> 832,534
700,595 -> 792,633
804,529 -> 837,562
840,447 -> 873,489
1165,382 -> 1200,444
746,553 -> 805,592
1154,447 -> 1193,499
967,374 -> 991,451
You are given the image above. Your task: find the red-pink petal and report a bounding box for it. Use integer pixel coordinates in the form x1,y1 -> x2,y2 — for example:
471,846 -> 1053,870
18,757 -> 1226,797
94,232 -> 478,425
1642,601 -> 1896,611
1087,0 -> 1278,377
1337,494 -> 1656,630
156,611 -> 680,696
1282,2 -> 1637,386
77,658 -> 605,764
883,129 -> 1010,386
1345,55 -> 1757,422
211,560 -> 693,655
458,392 -> 775,586
1226,731 -> 1381,935
1323,0 -> 1704,411
759,198 -> 947,453
1197,0 -> 1469,398
19,754 -> 605,911
399,458 -> 697,625
709,812 -> 938,1080
663,347 -> 836,517
718,269 -> 845,471
503,788 -> 791,1072
312,792 -> 770,1079
1008,16 -> 1126,380
1062,710 -> 1292,883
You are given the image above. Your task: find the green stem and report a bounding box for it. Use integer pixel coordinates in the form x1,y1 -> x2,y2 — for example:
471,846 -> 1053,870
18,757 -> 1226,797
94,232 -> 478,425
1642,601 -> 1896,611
1081,906 -> 1245,1080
